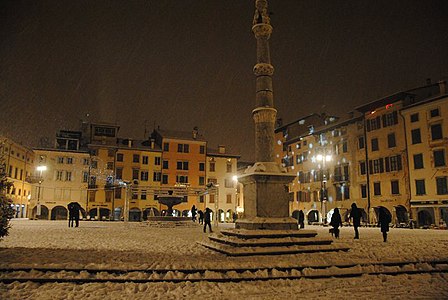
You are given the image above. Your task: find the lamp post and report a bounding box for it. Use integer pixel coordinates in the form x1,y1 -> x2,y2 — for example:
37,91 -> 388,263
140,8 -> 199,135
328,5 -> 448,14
313,153 -> 332,224
36,165 -> 47,218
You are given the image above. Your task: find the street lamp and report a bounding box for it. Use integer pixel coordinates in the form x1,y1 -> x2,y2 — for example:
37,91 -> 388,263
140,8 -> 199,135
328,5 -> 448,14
206,182 -> 219,227
36,165 -> 47,218
313,152 -> 332,224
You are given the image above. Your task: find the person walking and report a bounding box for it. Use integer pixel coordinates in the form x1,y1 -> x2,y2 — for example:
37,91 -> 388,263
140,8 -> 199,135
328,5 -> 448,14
349,203 -> 361,239
378,207 -> 391,242
330,208 -> 343,238
191,205 -> 197,222
298,210 -> 305,229
203,207 -> 212,233
198,210 -> 204,225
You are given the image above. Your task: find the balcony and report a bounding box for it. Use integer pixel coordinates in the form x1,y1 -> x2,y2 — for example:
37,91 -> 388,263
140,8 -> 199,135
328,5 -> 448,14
333,174 -> 349,182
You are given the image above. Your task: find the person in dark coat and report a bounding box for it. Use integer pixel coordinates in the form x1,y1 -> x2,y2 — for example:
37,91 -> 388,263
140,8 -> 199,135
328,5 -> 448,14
298,210 -> 305,229
330,208 -> 343,238
67,202 -> 75,227
349,203 -> 361,239
203,207 -> 213,233
67,202 -> 81,227
378,207 -> 391,242
191,205 -> 197,222
198,210 -> 204,225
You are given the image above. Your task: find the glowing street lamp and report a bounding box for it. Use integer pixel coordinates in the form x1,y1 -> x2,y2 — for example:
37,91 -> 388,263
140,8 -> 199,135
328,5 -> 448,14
36,165 -> 47,217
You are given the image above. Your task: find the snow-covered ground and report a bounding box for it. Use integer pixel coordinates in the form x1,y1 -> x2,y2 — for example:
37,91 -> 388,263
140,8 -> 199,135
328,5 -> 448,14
1,219 -> 448,299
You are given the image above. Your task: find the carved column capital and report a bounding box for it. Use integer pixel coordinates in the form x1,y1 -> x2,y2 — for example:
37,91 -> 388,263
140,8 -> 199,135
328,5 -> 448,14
253,63 -> 274,76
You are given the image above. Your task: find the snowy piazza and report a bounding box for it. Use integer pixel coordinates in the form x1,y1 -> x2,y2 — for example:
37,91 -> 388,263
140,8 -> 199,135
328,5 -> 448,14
0,219 -> 447,299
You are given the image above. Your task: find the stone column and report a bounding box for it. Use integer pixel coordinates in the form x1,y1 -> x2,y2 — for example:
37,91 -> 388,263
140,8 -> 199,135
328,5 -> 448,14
235,0 -> 297,230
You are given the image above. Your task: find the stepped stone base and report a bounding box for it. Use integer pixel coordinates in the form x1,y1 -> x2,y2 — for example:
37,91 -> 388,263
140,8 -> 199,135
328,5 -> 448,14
199,229 -> 349,256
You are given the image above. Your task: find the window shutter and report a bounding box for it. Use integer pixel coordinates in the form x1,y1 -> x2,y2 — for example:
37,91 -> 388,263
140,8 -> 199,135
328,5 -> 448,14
369,160 -> 373,174
385,157 -> 390,172
380,158 -> 384,173
397,155 -> 402,170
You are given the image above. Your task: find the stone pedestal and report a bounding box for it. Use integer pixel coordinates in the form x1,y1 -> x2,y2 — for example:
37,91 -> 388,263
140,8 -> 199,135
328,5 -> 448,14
235,162 -> 297,230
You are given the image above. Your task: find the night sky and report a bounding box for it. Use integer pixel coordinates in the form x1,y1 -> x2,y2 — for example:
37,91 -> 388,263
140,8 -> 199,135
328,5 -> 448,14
1,0 -> 447,161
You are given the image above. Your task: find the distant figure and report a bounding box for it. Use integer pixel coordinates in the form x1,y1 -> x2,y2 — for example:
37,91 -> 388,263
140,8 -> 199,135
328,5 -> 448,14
378,207 -> 391,242
330,208 -> 343,238
191,205 -> 197,222
67,202 -> 81,227
198,210 -> 204,225
349,203 -> 361,239
298,210 -> 305,229
203,207 -> 212,233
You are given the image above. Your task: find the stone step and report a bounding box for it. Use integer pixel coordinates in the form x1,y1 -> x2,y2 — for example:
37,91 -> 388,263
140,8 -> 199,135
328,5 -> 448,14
219,229 -> 317,239
208,233 -> 333,247
198,241 -> 349,256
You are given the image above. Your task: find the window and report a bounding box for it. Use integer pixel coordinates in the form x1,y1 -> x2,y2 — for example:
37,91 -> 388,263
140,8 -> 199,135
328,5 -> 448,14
415,179 -> 426,195
105,190 -> 113,203
163,160 -> 169,169
83,158 -> 90,165
19,169 -> 23,180
335,186 -> 342,201
436,177 -> 448,195
387,133 -> 396,148
434,149 -> 446,167
152,157 -> 159,166
89,191 -> 96,202
116,153 -> 124,162
411,129 -> 421,144
176,175 -> 188,183
200,145 -> 205,154
226,194 -> 232,204
133,154 -> 140,163
358,136 -> 365,149
132,169 -> 139,180
14,167 -> 18,179
199,162 -> 205,171
162,174 -> 168,184
65,171 -> 72,181
385,155 -> 402,172
199,176 -> 205,185
66,157 -> 73,164
177,161 -> 189,170
373,182 -> 381,196
107,162 -> 114,170
413,154 -> 424,169
367,116 -> 381,131
116,168 -> 123,180
132,191 -> 138,199
225,179 -> 234,188
360,161 -> 366,175
371,138 -> 379,151
56,171 -> 63,181
361,184 -> 367,198
141,171 -> 149,181
153,172 -> 161,182
343,184 -> 350,199
369,158 -> 384,174
209,162 -> 215,172
342,141 -> 348,153
91,160 -> 98,169
57,157 -> 64,164
209,194 -> 215,203
108,149 -> 115,157
430,108 -> 440,118
83,171 -> 89,183
141,190 -> 147,200
163,143 -> 169,151
226,162 -> 232,173
431,124 -> 443,140
391,180 -> 399,195
410,113 -> 419,123
177,144 -> 189,153
115,188 -> 122,199
383,111 -> 398,127
142,156 -> 148,164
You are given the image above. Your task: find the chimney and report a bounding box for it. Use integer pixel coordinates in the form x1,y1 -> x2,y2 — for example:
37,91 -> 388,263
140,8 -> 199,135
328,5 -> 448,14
218,145 -> 226,154
439,80 -> 446,95
192,126 -> 199,139
128,139 -> 132,148
150,138 -> 155,149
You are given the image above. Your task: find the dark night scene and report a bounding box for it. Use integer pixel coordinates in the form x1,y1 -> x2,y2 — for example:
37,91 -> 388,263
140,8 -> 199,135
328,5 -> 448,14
1,0 -> 448,298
